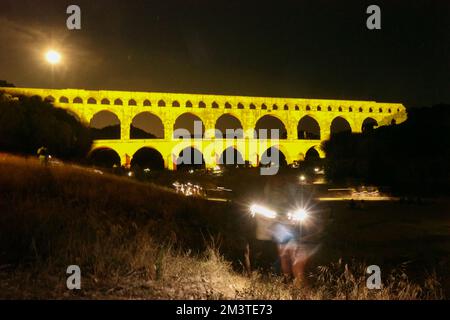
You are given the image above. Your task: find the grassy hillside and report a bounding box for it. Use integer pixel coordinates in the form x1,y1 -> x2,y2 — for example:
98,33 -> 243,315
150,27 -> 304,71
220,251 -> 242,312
0,154 -> 247,264
0,154 -> 445,299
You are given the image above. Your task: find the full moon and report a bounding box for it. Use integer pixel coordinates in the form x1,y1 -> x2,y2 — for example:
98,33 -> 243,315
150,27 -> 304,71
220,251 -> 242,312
45,50 -> 61,64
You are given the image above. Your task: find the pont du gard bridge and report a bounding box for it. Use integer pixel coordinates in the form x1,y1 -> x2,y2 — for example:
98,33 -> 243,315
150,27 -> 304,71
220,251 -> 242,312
1,87 -> 407,170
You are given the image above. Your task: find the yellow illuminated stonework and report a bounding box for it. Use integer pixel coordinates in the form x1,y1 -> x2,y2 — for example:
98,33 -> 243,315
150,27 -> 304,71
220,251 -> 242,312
0,87 -> 407,170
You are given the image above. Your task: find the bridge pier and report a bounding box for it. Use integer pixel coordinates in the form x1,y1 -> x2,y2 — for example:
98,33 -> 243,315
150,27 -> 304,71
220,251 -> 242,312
166,154 -> 176,170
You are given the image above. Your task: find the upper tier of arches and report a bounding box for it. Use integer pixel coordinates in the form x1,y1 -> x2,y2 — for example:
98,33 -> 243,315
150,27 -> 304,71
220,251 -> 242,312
1,87 -> 404,115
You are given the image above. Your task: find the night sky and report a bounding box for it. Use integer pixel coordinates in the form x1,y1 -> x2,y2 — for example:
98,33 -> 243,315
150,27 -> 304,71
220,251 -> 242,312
0,0 -> 449,108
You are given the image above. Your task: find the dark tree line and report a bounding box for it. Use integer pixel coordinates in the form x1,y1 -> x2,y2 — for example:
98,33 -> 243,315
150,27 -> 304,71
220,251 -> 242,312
322,105 -> 450,195
90,124 -> 157,140
90,125 -> 120,140
0,80 -> 15,87
0,92 -> 92,161
130,125 -> 157,139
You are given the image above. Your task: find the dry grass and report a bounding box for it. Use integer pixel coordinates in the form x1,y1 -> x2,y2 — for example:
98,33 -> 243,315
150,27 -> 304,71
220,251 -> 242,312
239,260 -> 443,300
1,247 -> 443,300
0,154 -> 445,299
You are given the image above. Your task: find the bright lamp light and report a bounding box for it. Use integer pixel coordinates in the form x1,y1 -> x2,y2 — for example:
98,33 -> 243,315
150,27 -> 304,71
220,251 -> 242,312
250,204 -> 277,219
288,208 -> 309,222
45,50 -> 61,64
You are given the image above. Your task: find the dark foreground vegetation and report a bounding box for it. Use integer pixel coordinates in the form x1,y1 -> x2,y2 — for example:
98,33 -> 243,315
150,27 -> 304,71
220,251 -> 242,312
0,92 -> 92,161
0,155 -> 447,299
323,105 -> 450,196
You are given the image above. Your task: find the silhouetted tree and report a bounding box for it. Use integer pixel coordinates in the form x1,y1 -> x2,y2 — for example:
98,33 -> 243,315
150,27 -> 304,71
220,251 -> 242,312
0,93 -> 92,160
0,80 -> 15,87
323,105 -> 450,195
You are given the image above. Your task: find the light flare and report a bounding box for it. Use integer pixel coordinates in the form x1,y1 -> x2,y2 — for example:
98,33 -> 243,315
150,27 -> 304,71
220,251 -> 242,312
45,50 -> 61,64
250,204 -> 277,219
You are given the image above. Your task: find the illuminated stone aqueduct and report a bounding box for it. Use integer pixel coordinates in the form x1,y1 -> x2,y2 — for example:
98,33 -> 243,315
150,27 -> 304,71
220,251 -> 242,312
1,87 -> 407,170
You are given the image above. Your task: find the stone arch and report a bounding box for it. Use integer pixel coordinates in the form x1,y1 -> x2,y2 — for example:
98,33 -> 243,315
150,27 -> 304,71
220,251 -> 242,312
186,100 -> 193,108
176,147 -> 205,170
73,97 -> 83,104
44,95 -> 55,102
362,117 -> 378,133
89,110 -> 121,139
218,147 -> 244,166
158,99 -> 165,107
130,112 -> 164,139
131,147 -> 164,170
172,100 -> 180,107
114,98 -> 123,105
274,143 -> 292,163
298,115 -> 321,140
143,99 -> 151,106
88,147 -> 121,168
59,96 -> 69,103
173,112 -> 204,138
101,98 -> 110,105
128,99 -> 137,106
255,115 -> 287,139
87,97 -> 97,104
305,146 -> 320,161
66,109 -> 82,123
237,102 -> 244,109
215,114 -> 243,138
330,116 -> 352,135
199,101 -> 206,108
212,101 -> 219,108
249,103 -> 256,110
260,146 -> 287,167
225,102 -> 232,109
